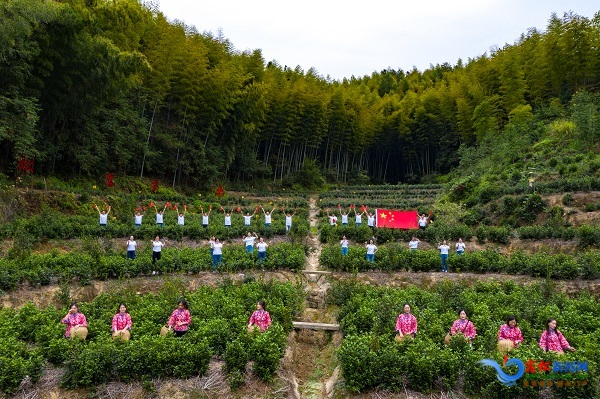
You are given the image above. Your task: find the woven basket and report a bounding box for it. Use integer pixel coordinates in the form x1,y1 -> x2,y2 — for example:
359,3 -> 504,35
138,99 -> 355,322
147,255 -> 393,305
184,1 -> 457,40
71,326 -> 88,340
497,339 -> 514,352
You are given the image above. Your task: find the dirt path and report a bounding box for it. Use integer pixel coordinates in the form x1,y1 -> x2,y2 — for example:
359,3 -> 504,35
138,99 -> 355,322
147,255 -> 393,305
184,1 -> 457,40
305,195 -> 321,272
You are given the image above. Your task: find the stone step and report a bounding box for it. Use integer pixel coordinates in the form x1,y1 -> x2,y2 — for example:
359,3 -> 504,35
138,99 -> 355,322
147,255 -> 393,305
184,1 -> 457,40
300,270 -> 332,275
292,321 -> 340,331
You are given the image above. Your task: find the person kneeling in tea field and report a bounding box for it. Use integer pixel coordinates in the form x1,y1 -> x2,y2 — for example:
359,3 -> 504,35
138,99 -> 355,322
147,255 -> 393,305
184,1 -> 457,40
163,299 -> 191,337
497,315 -> 523,352
112,303 -> 132,341
248,300 -> 272,332
62,302 -> 88,340
395,303 -> 417,341
539,318 -> 575,354
446,309 -> 476,344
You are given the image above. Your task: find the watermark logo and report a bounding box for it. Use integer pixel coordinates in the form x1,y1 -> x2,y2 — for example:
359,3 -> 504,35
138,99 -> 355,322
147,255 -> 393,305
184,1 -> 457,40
479,357 -> 588,388
478,358 -> 524,386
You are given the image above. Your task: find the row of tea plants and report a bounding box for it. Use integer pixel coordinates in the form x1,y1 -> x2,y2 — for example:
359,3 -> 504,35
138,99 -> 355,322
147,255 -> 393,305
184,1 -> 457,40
0,279 -> 303,394
331,280 -> 599,398
319,243 -> 600,279
0,242 -> 306,291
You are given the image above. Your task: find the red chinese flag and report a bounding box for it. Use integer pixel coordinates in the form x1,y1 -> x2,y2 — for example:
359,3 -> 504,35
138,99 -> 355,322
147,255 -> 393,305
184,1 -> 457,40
237,206 -> 241,212
215,185 -> 224,197
376,209 -> 418,229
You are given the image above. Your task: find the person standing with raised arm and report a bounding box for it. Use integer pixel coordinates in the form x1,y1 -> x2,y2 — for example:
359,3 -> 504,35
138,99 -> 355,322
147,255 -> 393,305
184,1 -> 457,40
261,205 -> 275,227
133,207 -> 145,228
367,211 -> 375,230
154,203 -> 167,228
222,206 -> 233,228
326,209 -> 338,226
282,207 -> 296,232
95,204 -> 111,227
200,205 -> 212,228
339,205 -> 349,226
242,208 -> 256,227
353,205 -> 365,226
176,204 -> 186,226
243,232 -> 258,253
408,237 -> 420,252
418,213 -> 428,230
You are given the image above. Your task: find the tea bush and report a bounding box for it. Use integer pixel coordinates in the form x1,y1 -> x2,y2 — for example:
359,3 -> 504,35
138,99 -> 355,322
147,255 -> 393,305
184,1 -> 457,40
320,245 -> 600,279
333,281 -> 598,396
0,280 -> 303,393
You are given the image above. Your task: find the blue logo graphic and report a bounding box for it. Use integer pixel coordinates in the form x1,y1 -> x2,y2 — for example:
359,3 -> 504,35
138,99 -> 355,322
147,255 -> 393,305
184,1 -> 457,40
479,358 -> 525,386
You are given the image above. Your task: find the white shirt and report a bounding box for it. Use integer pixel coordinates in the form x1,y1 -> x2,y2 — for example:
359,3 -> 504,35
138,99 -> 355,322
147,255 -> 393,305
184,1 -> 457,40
134,215 -> 143,225
456,242 -> 466,252
202,215 -> 209,225
355,214 -> 362,223
244,215 -> 252,225
367,215 -> 375,226
265,214 -> 272,224
409,240 -> 419,249
419,217 -> 427,227
224,216 -> 231,226
366,244 -> 377,255
329,216 -> 337,226
244,236 -> 256,246
341,239 -> 349,248
99,214 -> 108,224
439,245 -> 450,255
212,242 -> 223,255
156,213 -> 164,224
341,214 -> 348,224
285,216 -> 292,226
127,240 -> 137,251
177,215 -> 185,225
257,242 -> 268,252
152,241 -> 164,252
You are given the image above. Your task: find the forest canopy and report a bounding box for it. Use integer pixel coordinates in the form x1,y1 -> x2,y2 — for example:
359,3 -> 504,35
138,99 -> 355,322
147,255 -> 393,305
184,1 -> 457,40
1,0 -> 599,187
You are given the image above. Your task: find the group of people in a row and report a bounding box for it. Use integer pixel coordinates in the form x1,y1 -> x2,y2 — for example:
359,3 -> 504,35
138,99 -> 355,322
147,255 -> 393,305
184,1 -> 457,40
62,299 -> 272,340
340,235 -> 467,272
396,304 -> 575,354
124,233 -> 271,271
326,207 -> 376,228
96,204 -> 297,231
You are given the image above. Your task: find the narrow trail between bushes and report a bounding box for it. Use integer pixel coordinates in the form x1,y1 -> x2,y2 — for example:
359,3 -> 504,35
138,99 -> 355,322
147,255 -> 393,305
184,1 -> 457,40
279,194 -> 342,399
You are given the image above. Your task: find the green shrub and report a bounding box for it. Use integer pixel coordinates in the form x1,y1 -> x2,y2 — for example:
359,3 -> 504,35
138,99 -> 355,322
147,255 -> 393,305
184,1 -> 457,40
249,324 -> 287,381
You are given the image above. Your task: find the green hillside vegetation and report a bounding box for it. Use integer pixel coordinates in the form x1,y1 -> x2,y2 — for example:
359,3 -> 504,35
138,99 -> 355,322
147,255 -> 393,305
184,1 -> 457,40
0,0 -> 598,188
2,1 -> 600,397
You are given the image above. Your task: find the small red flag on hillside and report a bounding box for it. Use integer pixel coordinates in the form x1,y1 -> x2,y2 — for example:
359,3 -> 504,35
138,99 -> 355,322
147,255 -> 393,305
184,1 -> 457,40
17,157 -> 34,174
215,185 -> 224,197
105,173 -> 115,187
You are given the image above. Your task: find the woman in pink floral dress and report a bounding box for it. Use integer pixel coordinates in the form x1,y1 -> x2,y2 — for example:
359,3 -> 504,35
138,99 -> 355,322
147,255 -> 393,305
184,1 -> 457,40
449,309 -> 476,341
112,303 -> 132,340
395,303 -> 418,339
248,300 -> 272,332
539,318 -> 575,354
167,300 -> 191,337
62,302 -> 88,338
497,315 -> 523,351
